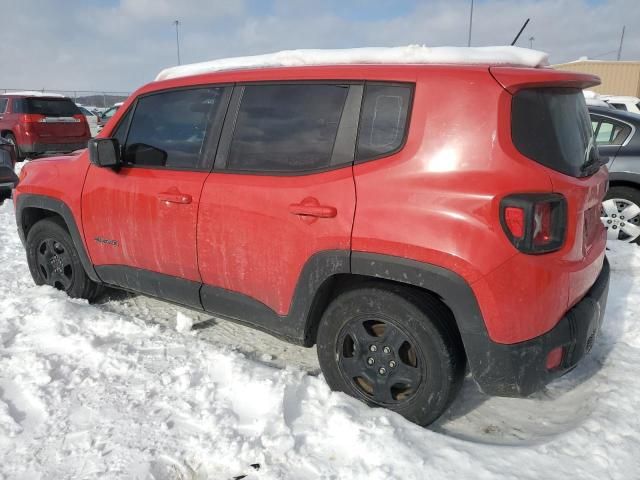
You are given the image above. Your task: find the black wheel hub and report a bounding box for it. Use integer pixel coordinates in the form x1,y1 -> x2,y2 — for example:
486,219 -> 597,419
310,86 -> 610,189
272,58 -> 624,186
338,318 -> 422,405
36,238 -> 73,291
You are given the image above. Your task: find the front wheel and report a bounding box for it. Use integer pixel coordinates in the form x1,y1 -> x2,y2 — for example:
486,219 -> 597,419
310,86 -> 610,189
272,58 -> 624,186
316,284 -> 465,426
601,186 -> 640,244
26,217 -> 101,300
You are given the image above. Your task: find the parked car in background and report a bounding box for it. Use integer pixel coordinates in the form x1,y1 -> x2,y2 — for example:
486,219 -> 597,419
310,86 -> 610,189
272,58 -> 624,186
0,137 -> 18,203
77,105 -> 100,137
0,92 -> 91,159
96,102 -> 123,133
14,51 -> 610,426
601,95 -> 640,114
590,106 -> 640,243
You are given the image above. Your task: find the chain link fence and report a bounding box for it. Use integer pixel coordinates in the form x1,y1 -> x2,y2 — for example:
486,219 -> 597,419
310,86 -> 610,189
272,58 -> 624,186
0,88 -> 130,111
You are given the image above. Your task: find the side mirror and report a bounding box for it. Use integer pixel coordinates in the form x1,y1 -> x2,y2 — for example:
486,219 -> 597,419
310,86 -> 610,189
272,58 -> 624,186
89,138 -> 121,168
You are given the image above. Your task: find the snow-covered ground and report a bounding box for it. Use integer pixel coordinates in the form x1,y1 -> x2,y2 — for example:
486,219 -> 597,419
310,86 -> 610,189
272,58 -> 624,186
1,195 -> 639,479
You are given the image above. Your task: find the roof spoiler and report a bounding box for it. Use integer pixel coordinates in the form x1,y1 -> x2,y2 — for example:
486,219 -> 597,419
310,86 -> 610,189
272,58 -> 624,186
489,66 -> 600,94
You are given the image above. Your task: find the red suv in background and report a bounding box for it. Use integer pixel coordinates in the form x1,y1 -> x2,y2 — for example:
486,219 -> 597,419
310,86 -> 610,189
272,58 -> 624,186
0,93 -> 91,159
13,58 -> 610,426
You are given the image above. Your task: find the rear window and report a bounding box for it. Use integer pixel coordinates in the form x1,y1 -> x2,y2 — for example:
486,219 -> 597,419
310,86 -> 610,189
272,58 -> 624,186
512,88 -> 598,178
14,98 -> 81,116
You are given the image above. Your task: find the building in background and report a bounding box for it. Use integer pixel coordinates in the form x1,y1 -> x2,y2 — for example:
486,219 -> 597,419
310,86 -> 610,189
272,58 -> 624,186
553,60 -> 640,96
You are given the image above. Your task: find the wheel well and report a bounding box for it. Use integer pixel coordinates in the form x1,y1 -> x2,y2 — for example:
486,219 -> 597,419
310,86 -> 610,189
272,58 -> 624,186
305,273 -> 466,360
608,180 -> 640,192
21,207 -> 68,239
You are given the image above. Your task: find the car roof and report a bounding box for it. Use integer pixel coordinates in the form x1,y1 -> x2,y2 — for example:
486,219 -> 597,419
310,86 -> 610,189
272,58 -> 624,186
589,106 -> 640,124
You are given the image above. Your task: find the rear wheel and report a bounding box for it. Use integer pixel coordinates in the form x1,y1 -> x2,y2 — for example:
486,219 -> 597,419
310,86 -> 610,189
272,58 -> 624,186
2,133 -> 24,161
601,186 -> 640,244
316,284 -> 465,426
26,218 -> 101,300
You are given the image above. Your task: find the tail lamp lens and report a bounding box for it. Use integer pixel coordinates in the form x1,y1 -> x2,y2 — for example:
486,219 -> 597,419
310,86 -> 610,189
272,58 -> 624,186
500,193 -> 567,254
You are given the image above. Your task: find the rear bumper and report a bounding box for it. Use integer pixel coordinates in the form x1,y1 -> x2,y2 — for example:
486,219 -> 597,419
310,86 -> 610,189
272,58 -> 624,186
471,257 -> 610,397
21,141 -> 88,154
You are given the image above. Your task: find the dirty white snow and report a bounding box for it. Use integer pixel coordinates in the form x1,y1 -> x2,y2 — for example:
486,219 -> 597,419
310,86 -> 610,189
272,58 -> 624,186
1,192 -> 639,479
156,45 -> 549,81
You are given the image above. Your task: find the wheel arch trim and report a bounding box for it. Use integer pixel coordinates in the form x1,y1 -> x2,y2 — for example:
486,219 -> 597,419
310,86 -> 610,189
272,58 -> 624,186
15,193 -> 100,282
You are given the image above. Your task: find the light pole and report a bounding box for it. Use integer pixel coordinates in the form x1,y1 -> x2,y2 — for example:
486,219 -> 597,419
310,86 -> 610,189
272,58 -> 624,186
467,0 -> 474,47
174,20 -> 181,65
529,36 -> 535,49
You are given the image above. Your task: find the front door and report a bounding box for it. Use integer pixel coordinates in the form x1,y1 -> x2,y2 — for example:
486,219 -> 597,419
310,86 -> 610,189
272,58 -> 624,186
82,86 -> 230,306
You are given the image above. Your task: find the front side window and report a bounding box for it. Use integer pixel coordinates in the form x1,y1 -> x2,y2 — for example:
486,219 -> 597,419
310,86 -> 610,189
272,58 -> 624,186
0,98 -> 7,113
122,87 -> 225,170
227,84 -> 349,172
357,84 -> 412,161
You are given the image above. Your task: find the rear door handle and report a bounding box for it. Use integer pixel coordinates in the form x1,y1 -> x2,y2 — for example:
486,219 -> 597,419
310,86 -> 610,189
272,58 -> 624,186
158,192 -> 192,204
289,203 -> 337,218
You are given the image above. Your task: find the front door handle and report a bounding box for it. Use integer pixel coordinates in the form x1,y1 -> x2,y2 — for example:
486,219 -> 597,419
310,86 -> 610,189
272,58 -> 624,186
158,191 -> 192,204
289,198 -> 337,218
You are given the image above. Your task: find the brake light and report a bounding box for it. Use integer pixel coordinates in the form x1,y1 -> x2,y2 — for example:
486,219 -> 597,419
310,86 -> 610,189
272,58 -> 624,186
500,193 -> 567,254
545,347 -> 564,370
21,114 -> 45,123
504,207 -> 525,239
73,114 -> 85,123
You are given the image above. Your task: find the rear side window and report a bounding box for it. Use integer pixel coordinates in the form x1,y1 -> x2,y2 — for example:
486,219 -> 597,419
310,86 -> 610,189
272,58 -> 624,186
227,84 -> 349,172
122,87 -> 226,170
19,98 -> 81,116
0,98 -> 7,113
512,88 -> 597,178
357,84 -> 411,162
610,103 -> 627,111
592,117 -> 632,145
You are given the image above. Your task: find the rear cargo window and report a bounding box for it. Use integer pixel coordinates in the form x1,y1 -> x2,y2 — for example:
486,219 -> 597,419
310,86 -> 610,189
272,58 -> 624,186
18,98 -> 81,117
357,84 -> 412,162
512,88 -> 598,178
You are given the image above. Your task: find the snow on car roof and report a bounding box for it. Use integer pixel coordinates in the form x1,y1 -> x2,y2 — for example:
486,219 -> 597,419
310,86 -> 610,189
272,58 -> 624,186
2,90 -> 66,98
156,45 -> 549,81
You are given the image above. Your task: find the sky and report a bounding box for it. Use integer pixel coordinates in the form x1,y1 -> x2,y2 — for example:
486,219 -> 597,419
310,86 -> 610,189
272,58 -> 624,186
0,0 -> 638,93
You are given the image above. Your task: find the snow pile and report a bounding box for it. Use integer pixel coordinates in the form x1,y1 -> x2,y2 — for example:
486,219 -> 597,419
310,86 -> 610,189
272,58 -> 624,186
1,194 -> 640,478
156,45 -> 549,81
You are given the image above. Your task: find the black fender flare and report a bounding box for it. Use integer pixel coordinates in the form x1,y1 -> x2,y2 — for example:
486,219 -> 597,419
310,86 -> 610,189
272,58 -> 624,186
15,193 -> 100,282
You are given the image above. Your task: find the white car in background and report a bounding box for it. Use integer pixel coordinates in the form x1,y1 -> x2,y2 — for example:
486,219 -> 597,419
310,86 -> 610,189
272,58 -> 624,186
601,95 -> 640,114
77,105 -> 100,137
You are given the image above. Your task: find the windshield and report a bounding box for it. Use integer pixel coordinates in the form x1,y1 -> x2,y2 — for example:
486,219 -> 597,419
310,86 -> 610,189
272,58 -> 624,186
22,98 -> 81,117
512,87 -> 599,178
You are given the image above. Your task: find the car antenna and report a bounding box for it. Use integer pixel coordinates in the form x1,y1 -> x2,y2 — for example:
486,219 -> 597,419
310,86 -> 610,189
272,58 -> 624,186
511,18 -> 530,46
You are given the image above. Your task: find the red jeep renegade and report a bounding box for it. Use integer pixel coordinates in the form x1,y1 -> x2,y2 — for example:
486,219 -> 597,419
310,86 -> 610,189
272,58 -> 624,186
13,55 -> 610,426
0,93 -> 91,159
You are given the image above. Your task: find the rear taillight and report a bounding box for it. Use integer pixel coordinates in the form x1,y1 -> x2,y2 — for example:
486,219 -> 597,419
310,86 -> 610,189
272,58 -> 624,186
500,193 -> 567,254
21,114 -> 45,123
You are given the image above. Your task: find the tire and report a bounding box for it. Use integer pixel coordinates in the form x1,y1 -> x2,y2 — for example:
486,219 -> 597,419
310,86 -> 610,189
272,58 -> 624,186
2,133 -> 24,161
602,186 -> 640,244
26,217 -> 101,300
316,284 -> 466,426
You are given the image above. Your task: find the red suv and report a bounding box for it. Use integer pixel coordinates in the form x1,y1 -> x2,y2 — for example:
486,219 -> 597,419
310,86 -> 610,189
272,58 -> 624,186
0,93 -> 91,159
13,59 -> 610,426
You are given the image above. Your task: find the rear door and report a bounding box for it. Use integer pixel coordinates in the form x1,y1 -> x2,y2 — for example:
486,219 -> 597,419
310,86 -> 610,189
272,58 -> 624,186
82,86 -> 231,307
590,114 -> 633,163
197,83 -> 360,316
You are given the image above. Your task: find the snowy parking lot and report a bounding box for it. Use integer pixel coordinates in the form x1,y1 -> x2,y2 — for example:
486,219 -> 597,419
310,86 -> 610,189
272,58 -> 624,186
0,196 -> 639,479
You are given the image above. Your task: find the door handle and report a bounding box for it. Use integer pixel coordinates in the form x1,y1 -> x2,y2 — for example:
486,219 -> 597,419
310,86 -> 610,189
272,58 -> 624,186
289,202 -> 337,218
158,192 -> 192,204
